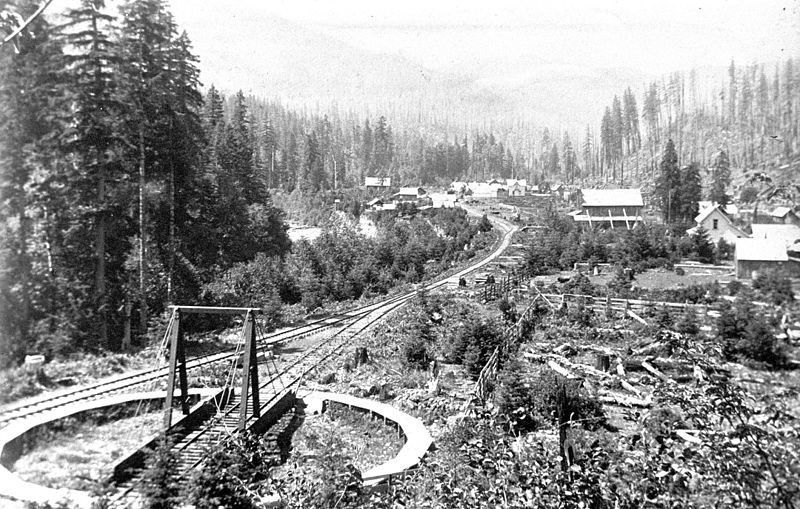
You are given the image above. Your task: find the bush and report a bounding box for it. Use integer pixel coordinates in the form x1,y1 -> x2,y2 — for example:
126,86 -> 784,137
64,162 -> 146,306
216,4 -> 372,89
674,266 -> 685,276
717,302 -> 786,368
402,333 -> 432,370
454,319 -> 503,379
140,435 -> 180,509
495,364 -> 605,434
0,366 -> 49,404
752,270 -> 794,305
185,431 -> 278,509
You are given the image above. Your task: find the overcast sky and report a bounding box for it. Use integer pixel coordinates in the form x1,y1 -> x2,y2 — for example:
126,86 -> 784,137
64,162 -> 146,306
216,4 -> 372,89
168,0 -> 799,76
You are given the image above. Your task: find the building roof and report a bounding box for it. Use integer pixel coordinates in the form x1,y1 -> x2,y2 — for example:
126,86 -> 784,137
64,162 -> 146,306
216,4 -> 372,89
396,187 -> 426,196
770,206 -> 795,218
468,182 -> 505,195
699,200 -> 739,216
505,178 -> 527,188
750,224 -> 800,248
365,176 -> 391,187
736,238 -> 788,262
581,188 -> 643,207
694,204 -> 740,225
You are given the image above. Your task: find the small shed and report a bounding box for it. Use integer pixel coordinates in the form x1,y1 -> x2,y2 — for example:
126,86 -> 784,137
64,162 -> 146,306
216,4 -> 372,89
735,237 -> 800,279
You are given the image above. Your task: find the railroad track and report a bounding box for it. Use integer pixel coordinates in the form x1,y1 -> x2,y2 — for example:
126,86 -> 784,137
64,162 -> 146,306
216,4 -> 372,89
0,300 -> 407,428
109,292 -> 418,507
2,212 -> 518,507
0,212 -> 515,431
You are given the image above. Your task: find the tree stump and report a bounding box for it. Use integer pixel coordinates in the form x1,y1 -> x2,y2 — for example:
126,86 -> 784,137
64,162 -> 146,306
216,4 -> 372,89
354,347 -> 369,367
595,354 -> 611,372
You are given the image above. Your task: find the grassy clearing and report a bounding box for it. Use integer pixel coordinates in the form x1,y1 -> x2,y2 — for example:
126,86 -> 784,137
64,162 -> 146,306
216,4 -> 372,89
282,402 -> 404,474
11,410 -> 162,491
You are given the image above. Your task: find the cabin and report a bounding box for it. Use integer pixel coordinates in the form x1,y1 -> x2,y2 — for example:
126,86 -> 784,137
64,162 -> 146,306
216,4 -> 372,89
687,204 -> 748,245
735,237 -> 800,279
770,206 -> 800,226
568,188 -> 644,229
365,176 -> 391,190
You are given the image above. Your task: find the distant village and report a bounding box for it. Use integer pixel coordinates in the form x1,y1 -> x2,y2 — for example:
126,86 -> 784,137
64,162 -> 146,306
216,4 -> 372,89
362,176 -> 800,281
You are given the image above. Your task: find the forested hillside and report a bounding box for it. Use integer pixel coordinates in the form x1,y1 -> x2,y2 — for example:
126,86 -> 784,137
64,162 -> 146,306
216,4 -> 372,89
584,60 -> 800,186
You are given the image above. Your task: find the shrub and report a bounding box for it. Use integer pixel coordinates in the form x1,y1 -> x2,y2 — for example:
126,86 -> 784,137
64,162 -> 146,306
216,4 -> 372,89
402,333 -> 432,370
752,270 -> 794,305
185,431 -> 278,509
140,435 -> 180,509
717,302 -> 786,368
674,266 -> 685,276
455,319 -> 503,379
495,365 -> 605,434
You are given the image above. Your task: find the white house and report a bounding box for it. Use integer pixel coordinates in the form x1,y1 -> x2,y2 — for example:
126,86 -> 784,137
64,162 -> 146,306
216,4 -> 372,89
568,188 -> 644,229
505,178 -> 527,197
687,204 -> 748,244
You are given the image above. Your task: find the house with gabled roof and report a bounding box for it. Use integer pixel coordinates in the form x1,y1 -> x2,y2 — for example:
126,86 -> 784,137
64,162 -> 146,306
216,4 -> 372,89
687,204 -> 748,245
505,178 -> 527,196
568,188 -> 644,229
770,206 -> 800,226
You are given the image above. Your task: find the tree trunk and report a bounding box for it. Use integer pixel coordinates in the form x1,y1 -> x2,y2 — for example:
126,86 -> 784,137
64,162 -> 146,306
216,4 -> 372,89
167,133 -> 175,306
96,163 -> 108,348
138,125 -> 147,336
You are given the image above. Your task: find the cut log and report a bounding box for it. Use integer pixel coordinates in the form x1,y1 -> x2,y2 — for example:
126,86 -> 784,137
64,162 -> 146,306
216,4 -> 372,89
619,379 -> 642,396
547,360 -> 577,379
597,391 -> 651,407
642,361 -> 673,383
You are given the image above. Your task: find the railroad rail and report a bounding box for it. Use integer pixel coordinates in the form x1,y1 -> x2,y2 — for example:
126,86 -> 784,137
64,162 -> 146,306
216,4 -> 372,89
1,211 -> 518,507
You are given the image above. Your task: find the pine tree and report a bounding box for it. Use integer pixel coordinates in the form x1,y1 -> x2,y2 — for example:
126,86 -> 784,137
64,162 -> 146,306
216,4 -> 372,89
655,139 -> 680,223
582,125 -> 593,177
562,132 -> 575,183
709,149 -> 731,206
57,0 -> 122,348
115,0 -> 177,336
678,162 -> 701,224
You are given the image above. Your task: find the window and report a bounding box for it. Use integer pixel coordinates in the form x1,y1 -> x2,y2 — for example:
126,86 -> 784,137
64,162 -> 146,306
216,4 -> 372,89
712,219 -> 718,230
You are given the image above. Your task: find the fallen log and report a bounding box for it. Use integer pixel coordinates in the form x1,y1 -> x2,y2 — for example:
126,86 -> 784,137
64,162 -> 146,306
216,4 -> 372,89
619,379 -> 642,397
642,361 -> 673,383
547,360 -> 576,378
597,391 -> 651,407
